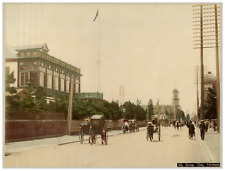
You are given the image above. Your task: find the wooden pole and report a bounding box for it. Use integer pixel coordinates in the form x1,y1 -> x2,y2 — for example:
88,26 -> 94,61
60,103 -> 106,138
196,66 -> 199,123
214,4 -> 220,133
67,80 -> 74,135
200,5 -> 205,120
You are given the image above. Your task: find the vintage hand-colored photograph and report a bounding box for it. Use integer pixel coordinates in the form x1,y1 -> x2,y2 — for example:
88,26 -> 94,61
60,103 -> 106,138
3,2 -> 222,168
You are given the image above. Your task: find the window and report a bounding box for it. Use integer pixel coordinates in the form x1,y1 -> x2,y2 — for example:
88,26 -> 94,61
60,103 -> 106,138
40,72 -> 44,87
44,73 -> 47,88
30,71 -> 38,86
76,83 -> 80,93
20,52 -> 25,56
20,72 -> 30,86
54,76 -> 59,90
66,80 -> 70,93
47,74 -> 52,89
33,51 -> 37,56
27,52 -> 31,56
60,79 -> 65,91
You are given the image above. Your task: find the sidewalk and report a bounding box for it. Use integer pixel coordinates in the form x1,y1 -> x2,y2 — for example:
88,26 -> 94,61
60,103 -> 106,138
197,127 -> 221,163
4,127 -> 146,155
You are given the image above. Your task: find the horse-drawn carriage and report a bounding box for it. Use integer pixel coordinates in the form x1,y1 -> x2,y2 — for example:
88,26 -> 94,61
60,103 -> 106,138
79,115 -> 108,145
146,120 -> 161,142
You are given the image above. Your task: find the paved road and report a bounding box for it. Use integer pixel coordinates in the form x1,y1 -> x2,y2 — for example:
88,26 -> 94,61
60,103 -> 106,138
4,126 -> 220,168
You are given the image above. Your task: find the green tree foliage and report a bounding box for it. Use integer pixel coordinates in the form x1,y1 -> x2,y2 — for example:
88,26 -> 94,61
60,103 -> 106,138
103,101 -> 122,120
205,87 -> 217,119
147,99 -> 154,121
34,86 -> 48,111
177,109 -> 185,120
19,83 -> 39,112
5,71 -> 20,111
123,101 -> 147,121
72,99 -> 122,120
185,114 -> 190,120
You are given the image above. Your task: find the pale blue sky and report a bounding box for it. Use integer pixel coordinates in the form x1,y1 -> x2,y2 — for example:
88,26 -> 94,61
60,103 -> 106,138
4,3 -> 220,116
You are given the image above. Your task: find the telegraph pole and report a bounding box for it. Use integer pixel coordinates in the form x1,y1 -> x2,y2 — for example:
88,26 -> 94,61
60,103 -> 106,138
214,4 -> 220,133
196,66 -> 199,122
193,4 -> 220,126
67,80 -> 74,135
200,5 -> 205,120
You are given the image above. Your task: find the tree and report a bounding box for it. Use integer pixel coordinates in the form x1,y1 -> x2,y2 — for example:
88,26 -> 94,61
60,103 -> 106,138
147,99 -> 154,121
177,109 -> 185,120
185,114 -> 190,120
205,87 -> 217,119
34,86 -> 48,111
5,71 -> 20,111
123,101 -> 146,121
19,83 -> 39,112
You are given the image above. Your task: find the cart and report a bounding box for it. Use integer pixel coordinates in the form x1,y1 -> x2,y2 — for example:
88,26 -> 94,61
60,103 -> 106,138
122,119 -> 129,133
146,120 -> 161,142
79,115 -> 108,145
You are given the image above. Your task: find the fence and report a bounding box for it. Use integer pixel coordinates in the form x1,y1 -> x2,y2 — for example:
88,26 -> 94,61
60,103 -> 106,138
5,119 -> 147,143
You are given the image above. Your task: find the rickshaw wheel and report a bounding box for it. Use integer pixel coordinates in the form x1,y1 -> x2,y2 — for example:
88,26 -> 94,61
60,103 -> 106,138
79,129 -> 84,144
104,130 -> 108,145
92,134 -> 96,144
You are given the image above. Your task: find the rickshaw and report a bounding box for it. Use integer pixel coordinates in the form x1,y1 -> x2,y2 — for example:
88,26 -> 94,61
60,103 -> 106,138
146,119 -> 161,142
79,115 -> 108,145
122,119 -> 129,133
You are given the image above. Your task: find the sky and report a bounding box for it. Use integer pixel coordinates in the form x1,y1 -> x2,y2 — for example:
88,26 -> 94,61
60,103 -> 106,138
3,3 -> 221,116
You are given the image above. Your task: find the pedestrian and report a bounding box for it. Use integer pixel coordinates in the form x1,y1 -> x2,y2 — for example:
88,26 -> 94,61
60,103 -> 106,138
176,121 -> 179,130
188,120 -> 195,139
199,120 -> 206,140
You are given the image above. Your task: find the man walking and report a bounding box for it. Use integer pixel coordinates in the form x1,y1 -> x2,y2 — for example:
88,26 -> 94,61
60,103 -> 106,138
188,120 -> 195,139
199,120 -> 206,140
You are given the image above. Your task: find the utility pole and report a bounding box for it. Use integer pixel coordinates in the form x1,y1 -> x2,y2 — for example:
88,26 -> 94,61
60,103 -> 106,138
196,66 -> 199,123
67,80 -> 74,135
193,4 -> 220,125
214,4 -> 220,133
200,4 -> 205,120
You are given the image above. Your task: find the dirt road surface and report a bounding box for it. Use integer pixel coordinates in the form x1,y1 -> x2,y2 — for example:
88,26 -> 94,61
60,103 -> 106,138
4,126 -> 220,168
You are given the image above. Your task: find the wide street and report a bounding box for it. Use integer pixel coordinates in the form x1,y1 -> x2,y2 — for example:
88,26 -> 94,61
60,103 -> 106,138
4,126 -> 220,168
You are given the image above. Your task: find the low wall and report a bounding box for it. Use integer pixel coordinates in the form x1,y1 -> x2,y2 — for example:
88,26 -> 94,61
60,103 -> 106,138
5,120 -> 67,143
5,119 -> 148,143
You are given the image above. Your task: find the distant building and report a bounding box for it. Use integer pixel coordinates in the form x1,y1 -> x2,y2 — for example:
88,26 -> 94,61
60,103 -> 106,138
75,92 -> 103,101
172,89 -> 180,119
141,89 -> 180,120
5,44 -> 81,98
204,71 -> 216,99
153,105 -> 173,115
5,44 -> 104,101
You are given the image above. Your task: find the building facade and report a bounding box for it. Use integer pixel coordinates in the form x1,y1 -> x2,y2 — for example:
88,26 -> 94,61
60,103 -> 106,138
5,44 -> 81,97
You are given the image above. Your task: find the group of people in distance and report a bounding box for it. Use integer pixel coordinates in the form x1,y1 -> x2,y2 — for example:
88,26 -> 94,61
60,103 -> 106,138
146,119 -> 216,141
187,120 -> 215,140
